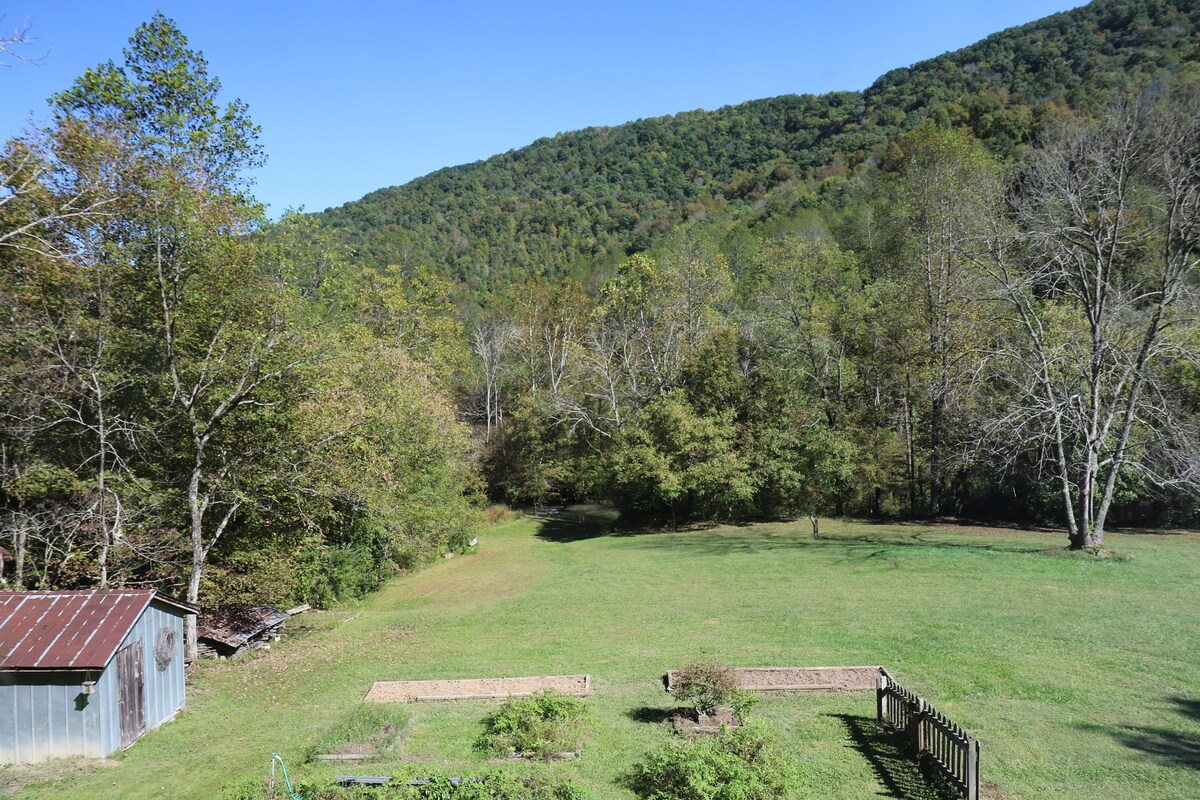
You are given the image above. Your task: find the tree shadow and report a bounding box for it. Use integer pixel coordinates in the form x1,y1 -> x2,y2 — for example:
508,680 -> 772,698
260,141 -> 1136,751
625,706 -> 675,724
533,505 -> 622,543
835,714 -> 954,800
1078,696 -> 1200,770
536,508 -> 1056,558
835,531 -> 1046,555
1108,526 -> 1199,537
862,516 -> 1063,535
616,529 -> 1045,561
534,504 -> 722,543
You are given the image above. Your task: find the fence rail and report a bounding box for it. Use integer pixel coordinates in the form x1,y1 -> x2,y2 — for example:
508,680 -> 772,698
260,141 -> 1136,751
876,670 -> 980,800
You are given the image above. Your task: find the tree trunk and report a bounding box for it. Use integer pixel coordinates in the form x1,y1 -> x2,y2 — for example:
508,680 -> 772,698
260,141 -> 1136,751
902,395 -> 917,516
14,523 -> 27,587
929,393 -> 942,516
809,514 -> 819,540
185,556 -> 203,662
185,466 -> 204,662
1069,526 -> 1100,551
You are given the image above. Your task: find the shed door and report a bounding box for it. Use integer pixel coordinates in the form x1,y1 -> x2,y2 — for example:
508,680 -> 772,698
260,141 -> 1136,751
116,644 -> 145,749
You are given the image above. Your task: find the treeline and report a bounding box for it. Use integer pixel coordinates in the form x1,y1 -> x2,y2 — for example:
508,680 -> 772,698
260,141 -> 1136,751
0,16 -> 478,657
317,0 -> 1200,295
471,97 -> 1200,547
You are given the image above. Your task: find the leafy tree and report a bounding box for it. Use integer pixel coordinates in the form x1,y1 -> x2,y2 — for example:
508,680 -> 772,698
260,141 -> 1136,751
607,392 -> 753,526
882,125 -> 998,515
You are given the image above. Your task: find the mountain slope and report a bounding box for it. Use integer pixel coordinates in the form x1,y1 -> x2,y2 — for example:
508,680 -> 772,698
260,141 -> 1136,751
315,0 -> 1200,291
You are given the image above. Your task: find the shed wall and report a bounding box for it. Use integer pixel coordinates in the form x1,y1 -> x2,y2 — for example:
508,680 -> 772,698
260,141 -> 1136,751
0,671 -> 107,763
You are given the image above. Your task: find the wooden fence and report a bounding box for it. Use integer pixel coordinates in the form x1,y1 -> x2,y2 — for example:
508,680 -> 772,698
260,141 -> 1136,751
876,670 -> 981,800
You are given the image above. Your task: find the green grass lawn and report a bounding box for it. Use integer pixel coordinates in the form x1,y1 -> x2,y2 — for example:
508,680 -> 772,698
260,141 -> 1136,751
9,511 -> 1199,799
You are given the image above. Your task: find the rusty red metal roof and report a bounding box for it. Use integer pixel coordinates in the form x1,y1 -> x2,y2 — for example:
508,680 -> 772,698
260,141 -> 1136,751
0,589 -> 193,670
198,606 -> 289,649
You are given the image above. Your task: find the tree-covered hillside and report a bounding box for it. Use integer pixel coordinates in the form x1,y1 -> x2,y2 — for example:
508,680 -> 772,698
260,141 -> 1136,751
316,0 -> 1200,292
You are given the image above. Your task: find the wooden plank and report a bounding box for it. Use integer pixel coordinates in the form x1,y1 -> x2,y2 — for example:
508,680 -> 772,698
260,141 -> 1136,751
317,753 -> 370,761
117,646 -> 135,749
968,738 -> 980,800
916,699 -> 926,755
335,775 -> 392,785
927,715 -> 967,744
132,643 -> 145,738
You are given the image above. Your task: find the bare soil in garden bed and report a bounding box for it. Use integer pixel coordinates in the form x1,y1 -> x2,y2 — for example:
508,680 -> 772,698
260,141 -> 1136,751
671,707 -> 740,734
666,666 -> 883,693
364,674 -> 590,702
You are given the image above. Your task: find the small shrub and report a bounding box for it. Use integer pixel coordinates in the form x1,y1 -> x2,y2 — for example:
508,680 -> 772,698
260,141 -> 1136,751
729,689 -> 759,723
673,659 -> 738,715
416,772 -> 592,800
220,770 -> 592,800
632,725 -> 796,800
477,690 -> 587,758
484,505 -> 520,526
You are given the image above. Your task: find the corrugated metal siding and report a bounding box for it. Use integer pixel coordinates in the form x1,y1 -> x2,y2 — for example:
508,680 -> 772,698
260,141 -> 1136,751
0,599 -> 186,763
0,672 -> 107,762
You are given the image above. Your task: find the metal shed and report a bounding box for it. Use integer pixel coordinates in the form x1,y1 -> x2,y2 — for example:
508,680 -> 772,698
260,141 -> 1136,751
0,589 -> 195,764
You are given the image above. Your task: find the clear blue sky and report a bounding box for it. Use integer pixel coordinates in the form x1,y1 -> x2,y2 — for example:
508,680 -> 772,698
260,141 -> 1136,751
1,1 -> 1083,216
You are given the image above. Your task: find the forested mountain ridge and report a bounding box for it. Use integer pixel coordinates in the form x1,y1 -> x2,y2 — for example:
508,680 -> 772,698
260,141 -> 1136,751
316,0 -> 1200,291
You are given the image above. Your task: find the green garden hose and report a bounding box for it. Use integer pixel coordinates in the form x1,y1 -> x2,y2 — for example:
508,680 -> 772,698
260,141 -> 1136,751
270,752 -> 302,800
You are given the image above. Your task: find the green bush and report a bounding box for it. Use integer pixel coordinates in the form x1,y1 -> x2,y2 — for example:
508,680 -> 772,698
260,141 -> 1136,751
632,725 -> 796,800
729,689 -> 759,723
292,541 -> 391,608
672,659 -> 739,715
415,773 -> 591,800
477,690 -> 588,758
220,769 -> 591,800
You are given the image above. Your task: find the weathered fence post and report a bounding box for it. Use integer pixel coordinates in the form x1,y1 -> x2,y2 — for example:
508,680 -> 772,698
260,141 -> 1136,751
967,736 -> 980,800
876,674 -> 887,725
915,697 -> 926,757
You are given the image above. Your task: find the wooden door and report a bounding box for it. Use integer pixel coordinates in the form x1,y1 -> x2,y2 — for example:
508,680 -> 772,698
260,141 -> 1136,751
116,644 -> 145,749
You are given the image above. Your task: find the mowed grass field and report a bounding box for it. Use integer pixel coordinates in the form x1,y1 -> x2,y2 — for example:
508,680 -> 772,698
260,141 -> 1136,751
9,511 -> 1199,799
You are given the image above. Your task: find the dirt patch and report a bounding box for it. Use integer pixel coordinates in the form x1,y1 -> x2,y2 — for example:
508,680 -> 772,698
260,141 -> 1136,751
666,666 -> 882,693
365,674 -> 591,702
671,707 -> 740,734
0,758 -> 118,797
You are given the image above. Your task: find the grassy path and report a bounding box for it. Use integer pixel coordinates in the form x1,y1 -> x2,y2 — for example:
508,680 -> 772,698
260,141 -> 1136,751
10,512 -> 1200,799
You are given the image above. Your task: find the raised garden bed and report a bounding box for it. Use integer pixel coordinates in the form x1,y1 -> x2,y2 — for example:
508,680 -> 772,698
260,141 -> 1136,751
665,666 -> 883,693
364,674 -> 590,702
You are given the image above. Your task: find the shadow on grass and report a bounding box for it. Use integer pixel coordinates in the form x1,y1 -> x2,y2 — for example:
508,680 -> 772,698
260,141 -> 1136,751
534,504 -> 719,543
1106,527 -> 1199,537
836,531 -> 1046,555
835,714 -> 953,800
535,506 -> 1057,560
625,706 -> 675,724
534,505 -> 621,542
1079,696 -> 1200,770
620,529 -> 1046,560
